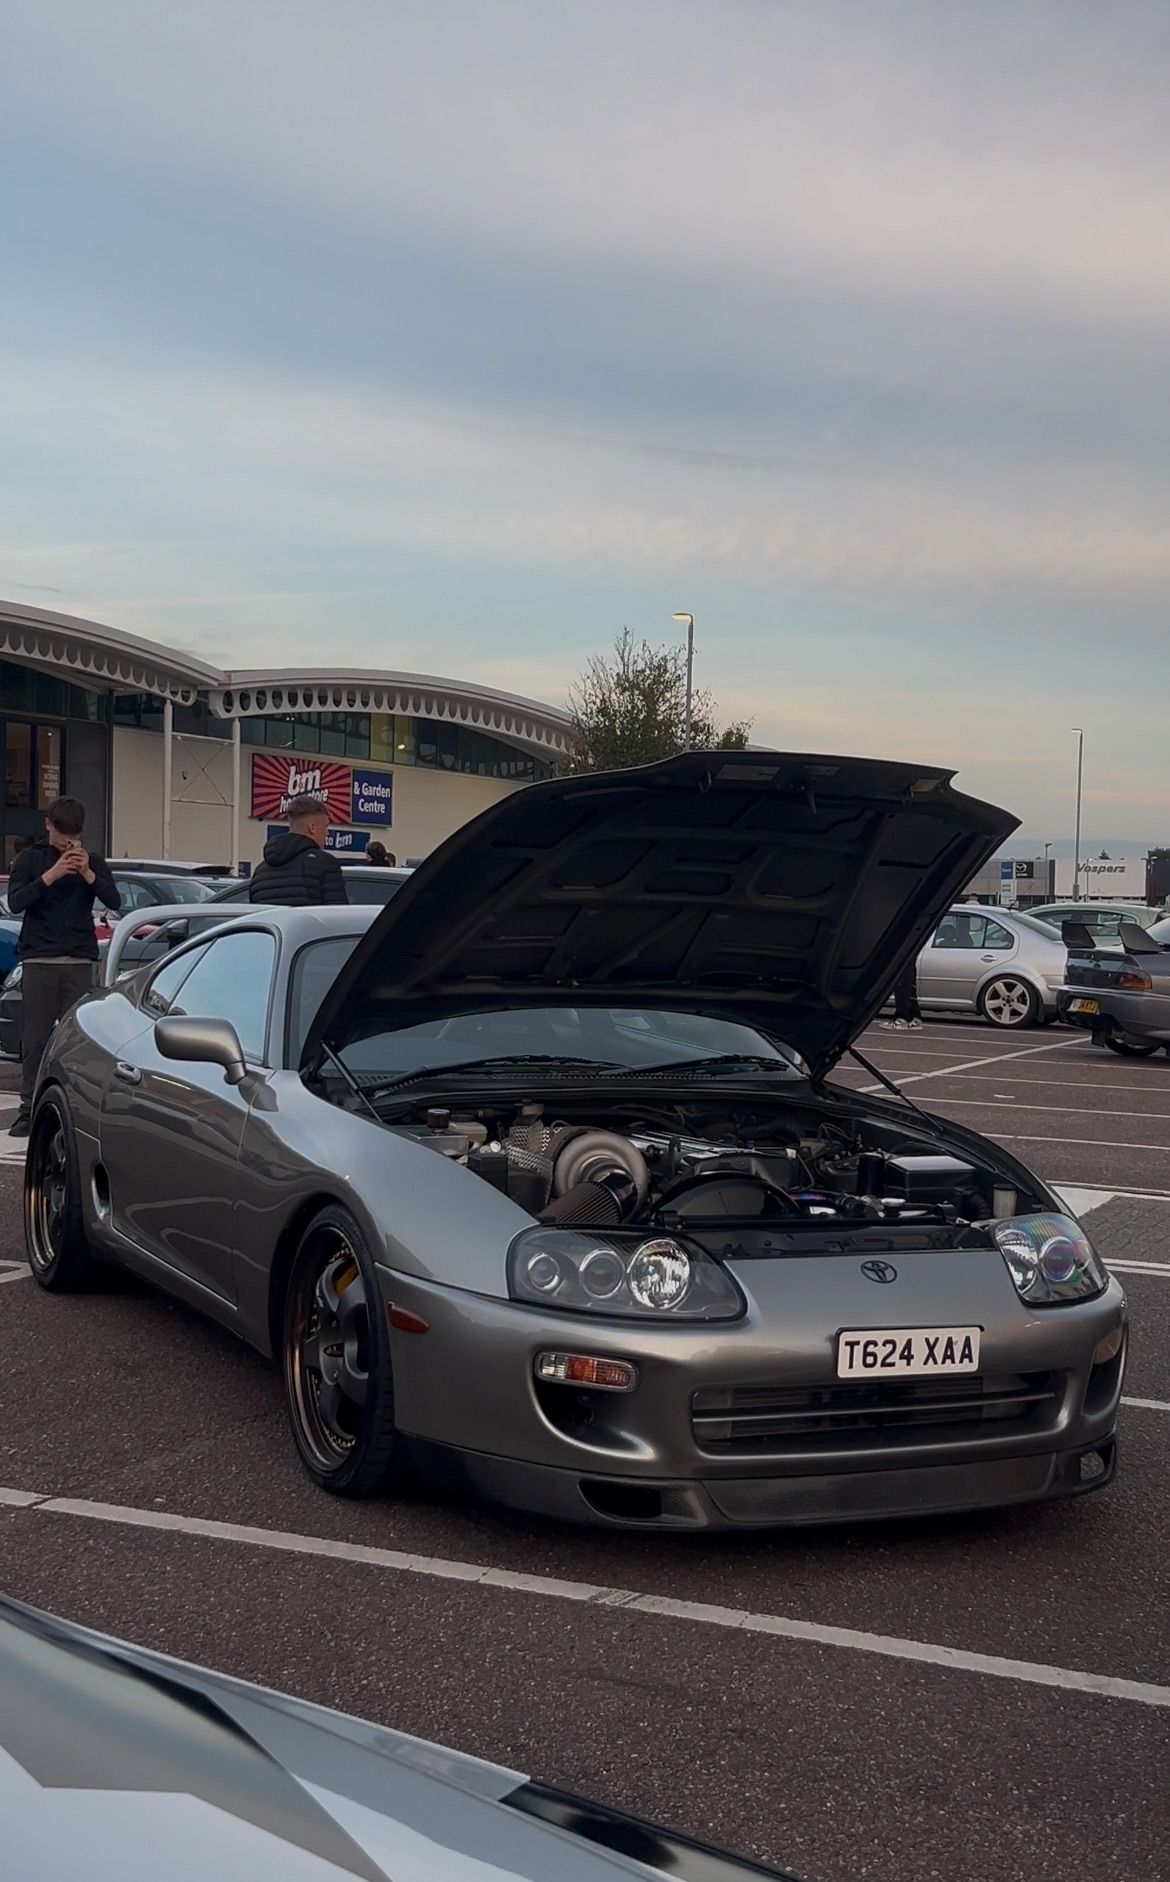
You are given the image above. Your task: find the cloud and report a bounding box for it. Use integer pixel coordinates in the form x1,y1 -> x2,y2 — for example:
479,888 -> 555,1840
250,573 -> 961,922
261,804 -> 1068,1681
4,356 -> 1170,617
10,2 -> 1170,329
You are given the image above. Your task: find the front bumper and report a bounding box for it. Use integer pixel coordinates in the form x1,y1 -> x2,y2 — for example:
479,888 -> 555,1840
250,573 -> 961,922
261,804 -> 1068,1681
379,1259 -> 1127,1530
1057,987 -> 1170,1045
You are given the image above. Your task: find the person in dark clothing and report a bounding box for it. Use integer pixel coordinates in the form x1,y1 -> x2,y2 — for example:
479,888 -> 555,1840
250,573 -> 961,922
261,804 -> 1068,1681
364,839 -> 393,866
248,795 -> 347,908
7,795 -> 122,1135
881,958 -> 923,1031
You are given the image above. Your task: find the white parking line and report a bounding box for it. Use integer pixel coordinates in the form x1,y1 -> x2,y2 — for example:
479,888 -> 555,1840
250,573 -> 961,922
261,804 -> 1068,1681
2,1486 -> 1169,1709
930,1073 -> 1170,1094
928,1099 -> 1170,1122
998,1135 -> 1170,1154
858,1036 -> 1081,1093
1122,1396 -> 1170,1412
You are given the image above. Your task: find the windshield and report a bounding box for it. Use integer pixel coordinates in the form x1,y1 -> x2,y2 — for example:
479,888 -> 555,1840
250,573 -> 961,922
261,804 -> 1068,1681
152,877 -> 216,903
1007,908 -> 1072,940
289,935 -> 801,1074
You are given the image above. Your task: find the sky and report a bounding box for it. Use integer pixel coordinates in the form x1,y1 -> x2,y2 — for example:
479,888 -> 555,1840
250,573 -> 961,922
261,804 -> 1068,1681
2,0 -> 1168,841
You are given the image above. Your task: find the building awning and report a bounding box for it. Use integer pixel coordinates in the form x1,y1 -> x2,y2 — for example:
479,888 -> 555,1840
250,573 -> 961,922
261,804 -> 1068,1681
209,668 -> 573,759
1,600 -> 221,705
1,602 -> 573,759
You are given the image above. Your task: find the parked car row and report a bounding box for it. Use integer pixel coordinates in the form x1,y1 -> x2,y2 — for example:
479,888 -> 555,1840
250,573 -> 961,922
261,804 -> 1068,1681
0,864 -> 412,1058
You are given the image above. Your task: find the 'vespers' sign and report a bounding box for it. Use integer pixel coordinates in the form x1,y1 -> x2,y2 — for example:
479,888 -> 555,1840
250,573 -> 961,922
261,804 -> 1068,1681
250,754 -> 354,824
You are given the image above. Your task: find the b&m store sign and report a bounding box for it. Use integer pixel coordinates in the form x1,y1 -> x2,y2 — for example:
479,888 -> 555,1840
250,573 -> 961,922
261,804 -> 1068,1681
250,754 -> 393,827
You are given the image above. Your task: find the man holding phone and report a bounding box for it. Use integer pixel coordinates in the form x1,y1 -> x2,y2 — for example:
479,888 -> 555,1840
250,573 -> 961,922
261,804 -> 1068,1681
6,796 -> 121,1137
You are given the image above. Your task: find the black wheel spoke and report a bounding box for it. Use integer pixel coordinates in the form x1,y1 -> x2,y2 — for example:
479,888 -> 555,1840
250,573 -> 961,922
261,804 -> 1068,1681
339,1349 -> 368,1407
290,1234 -> 374,1465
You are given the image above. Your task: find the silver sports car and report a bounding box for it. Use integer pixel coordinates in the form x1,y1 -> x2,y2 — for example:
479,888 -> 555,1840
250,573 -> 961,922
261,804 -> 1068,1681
25,752 -> 1127,1530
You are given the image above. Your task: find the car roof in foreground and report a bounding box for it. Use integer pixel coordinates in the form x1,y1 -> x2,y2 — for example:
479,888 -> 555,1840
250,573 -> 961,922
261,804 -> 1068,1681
0,1596 -> 797,1882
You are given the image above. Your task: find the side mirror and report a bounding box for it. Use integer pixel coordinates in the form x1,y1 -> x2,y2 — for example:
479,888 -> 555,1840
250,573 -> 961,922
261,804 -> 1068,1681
154,1015 -> 248,1086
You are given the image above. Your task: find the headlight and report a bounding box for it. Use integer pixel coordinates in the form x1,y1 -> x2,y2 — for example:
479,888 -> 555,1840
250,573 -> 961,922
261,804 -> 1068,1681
507,1229 -> 743,1320
990,1213 -> 1107,1305
2,964 -> 21,991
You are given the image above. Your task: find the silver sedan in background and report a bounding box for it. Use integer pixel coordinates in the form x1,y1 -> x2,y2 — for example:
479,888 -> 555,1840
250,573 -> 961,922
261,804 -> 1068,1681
913,904 -> 1068,1028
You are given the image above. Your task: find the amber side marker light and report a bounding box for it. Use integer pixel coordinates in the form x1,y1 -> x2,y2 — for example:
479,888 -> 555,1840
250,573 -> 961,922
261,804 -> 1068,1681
387,1305 -> 430,1334
1093,1328 -> 1125,1366
535,1352 -> 638,1392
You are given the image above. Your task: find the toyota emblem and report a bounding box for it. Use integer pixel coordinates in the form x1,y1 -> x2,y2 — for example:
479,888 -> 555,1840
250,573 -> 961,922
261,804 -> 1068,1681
860,1259 -> 898,1285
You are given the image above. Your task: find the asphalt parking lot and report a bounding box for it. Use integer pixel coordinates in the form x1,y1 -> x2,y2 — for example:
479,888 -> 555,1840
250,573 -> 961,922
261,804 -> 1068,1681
1,1019 -> 1168,1882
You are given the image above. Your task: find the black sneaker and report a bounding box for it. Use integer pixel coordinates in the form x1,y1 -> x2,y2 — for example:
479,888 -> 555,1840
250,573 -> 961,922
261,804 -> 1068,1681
7,1111 -> 30,1139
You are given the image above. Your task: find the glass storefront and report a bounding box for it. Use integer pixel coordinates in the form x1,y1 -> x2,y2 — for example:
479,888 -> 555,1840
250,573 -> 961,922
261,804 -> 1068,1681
0,660 -> 111,870
111,695 -> 552,780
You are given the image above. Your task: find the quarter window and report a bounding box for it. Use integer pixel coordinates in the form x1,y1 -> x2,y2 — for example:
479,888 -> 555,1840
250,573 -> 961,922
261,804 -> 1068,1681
141,943 -> 212,1018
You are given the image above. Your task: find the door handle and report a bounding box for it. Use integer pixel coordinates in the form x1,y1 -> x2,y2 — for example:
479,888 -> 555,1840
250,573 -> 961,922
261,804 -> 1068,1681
114,1061 -> 143,1086
981,953 -> 997,961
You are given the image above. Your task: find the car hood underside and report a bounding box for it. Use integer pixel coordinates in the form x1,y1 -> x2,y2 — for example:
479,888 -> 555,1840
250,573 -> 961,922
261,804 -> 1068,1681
304,750 -> 1016,1080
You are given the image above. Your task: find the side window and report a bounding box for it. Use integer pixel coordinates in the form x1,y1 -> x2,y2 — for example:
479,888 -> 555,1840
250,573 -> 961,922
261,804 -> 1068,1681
981,919 -> 1013,950
165,930 -> 277,1062
932,915 -> 973,949
141,943 -> 212,1018
113,880 -> 155,912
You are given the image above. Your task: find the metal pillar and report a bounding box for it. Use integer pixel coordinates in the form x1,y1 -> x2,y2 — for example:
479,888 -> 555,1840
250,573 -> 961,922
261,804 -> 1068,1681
1072,728 -> 1084,902
230,717 -> 241,873
162,697 -> 173,860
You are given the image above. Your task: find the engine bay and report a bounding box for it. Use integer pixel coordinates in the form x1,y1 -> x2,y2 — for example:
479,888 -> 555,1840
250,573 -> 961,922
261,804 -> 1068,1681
377,1090 -> 1037,1251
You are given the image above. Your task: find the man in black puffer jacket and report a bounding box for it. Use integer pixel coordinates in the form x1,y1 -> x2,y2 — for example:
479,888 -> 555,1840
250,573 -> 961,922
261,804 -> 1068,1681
248,795 -> 348,907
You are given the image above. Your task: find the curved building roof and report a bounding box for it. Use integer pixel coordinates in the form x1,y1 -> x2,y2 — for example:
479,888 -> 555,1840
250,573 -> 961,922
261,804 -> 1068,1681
1,600 -> 573,759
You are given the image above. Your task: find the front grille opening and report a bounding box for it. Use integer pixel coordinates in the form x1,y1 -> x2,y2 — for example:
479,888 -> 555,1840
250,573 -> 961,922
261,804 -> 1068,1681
691,1373 -> 1062,1455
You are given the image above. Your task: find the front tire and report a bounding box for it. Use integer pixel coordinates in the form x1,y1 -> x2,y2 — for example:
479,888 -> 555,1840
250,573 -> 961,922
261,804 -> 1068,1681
980,976 -> 1041,1029
1105,1035 -> 1161,1058
282,1205 -> 406,1498
23,1092 -> 98,1291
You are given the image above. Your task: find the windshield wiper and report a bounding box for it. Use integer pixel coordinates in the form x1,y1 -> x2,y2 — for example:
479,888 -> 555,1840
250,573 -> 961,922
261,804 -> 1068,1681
367,1055 -> 626,1099
620,1053 -> 797,1080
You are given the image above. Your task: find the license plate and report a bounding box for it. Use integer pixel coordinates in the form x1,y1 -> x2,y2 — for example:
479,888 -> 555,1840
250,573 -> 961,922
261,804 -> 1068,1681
1069,997 -> 1099,1014
837,1327 -> 981,1379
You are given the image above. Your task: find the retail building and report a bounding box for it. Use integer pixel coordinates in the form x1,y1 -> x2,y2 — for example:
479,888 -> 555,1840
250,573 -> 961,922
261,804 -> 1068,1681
1,600 -> 572,869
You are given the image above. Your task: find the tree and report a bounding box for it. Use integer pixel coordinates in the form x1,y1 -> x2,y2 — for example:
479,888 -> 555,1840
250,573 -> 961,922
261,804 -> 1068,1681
567,628 -> 752,772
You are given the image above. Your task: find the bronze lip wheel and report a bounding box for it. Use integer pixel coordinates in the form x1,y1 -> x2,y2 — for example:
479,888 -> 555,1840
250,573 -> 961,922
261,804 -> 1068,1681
27,1114 -> 69,1274
288,1234 -> 372,1468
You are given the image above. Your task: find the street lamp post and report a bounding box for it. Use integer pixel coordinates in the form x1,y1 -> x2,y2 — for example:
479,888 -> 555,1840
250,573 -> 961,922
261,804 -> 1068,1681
1043,840 -> 1053,898
672,612 -> 695,750
1071,729 -> 1085,902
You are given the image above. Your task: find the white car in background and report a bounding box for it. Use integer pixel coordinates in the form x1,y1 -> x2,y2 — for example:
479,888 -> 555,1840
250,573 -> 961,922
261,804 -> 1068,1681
911,904 -> 1068,1029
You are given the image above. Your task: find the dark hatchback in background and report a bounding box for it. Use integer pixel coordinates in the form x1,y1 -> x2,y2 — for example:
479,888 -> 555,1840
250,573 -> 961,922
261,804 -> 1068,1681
1058,915 -> 1170,1056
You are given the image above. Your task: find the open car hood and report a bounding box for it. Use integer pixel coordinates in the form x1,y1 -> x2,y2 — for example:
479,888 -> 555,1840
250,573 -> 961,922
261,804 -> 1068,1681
303,750 -> 1016,1081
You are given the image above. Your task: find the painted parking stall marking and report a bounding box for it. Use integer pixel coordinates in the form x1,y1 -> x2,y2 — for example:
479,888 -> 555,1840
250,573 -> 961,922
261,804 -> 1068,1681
4,1487 -> 1170,1711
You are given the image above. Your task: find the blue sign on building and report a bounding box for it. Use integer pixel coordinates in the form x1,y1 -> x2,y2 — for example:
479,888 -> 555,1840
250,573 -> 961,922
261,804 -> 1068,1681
350,768 -> 393,824
267,824 -> 368,855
